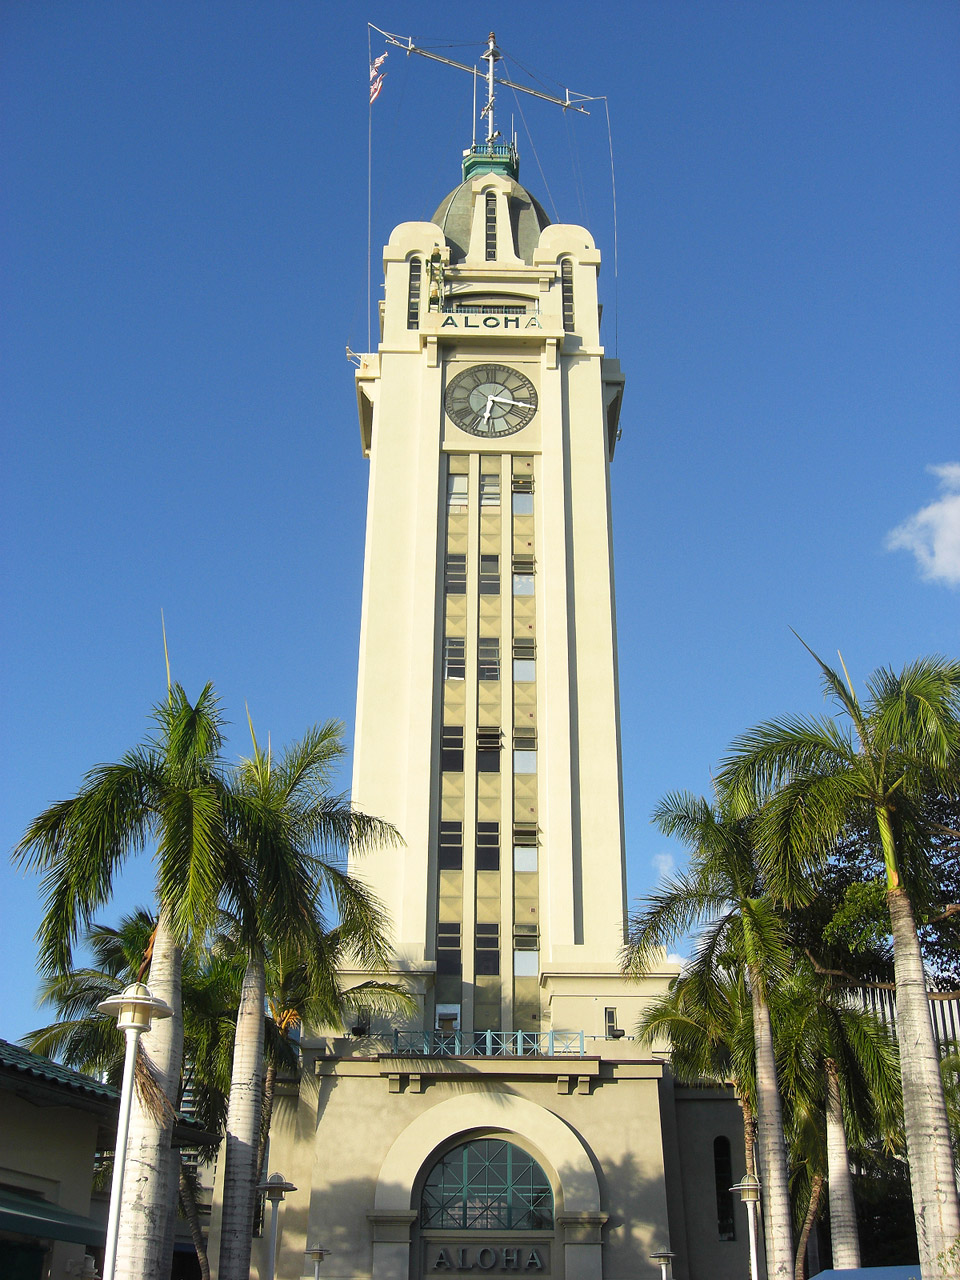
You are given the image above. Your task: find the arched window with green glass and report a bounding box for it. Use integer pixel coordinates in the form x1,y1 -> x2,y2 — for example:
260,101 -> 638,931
420,1139 -> 554,1230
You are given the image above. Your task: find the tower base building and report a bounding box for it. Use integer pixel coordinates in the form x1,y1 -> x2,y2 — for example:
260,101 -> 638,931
251,125 -> 748,1280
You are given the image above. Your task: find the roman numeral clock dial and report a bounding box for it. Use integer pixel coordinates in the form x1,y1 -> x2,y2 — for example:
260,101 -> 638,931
444,364 -> 538,438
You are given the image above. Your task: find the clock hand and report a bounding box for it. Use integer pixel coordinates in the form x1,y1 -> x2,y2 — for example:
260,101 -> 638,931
489,394 -> 528,409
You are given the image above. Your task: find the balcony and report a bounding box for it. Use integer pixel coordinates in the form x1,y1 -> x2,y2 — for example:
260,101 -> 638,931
391,1030 -> 586,1058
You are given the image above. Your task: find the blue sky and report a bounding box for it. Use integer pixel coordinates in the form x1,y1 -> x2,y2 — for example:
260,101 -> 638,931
2,1 -> 957,1041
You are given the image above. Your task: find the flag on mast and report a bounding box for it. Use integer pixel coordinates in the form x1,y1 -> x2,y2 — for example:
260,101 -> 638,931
369,52 -> 387,104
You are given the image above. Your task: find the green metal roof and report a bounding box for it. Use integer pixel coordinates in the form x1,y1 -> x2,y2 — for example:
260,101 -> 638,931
0,1188 -> 105,1247
0,1039 -> 118,1103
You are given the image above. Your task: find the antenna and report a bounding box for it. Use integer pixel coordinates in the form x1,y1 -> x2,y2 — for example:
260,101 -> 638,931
482,31 -> 500,143
368,24 -> 600,117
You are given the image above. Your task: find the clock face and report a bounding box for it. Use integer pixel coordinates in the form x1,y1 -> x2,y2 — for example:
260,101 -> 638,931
444,364 -> 538,438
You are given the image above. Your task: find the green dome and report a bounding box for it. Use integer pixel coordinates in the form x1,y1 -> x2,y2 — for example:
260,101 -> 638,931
431,165 -> 551,266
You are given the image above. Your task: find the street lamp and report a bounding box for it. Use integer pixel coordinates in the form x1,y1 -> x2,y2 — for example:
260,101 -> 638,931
730,1173 -> 761,1280
256,1172 -> 297,1280
97,982 -> 172,1280
649,1249 -> 675,1280
304,1243 -> 328,1280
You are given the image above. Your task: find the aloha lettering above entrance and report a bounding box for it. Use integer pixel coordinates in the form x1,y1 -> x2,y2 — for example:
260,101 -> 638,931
429,1246 -> 548,1272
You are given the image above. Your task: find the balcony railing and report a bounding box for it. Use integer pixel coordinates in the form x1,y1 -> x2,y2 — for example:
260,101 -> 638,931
391,1030 -> 586,1058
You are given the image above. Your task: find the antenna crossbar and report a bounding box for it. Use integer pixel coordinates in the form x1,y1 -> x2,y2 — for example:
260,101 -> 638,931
369,25 -> 597,116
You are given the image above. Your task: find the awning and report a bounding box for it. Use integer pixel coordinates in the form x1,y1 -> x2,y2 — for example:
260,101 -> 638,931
0,1189 -> 105,1247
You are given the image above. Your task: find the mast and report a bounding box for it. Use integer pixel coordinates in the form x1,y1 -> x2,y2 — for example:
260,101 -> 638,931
483,31 -> 500,144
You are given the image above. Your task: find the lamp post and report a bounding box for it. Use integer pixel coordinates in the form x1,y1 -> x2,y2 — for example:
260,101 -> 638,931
256,1172 -> 297,1280
304,1243 -> 328,1280
730,1173 -> 761,1280
648,1249 -> 675,1280
96,982 -> 172,1280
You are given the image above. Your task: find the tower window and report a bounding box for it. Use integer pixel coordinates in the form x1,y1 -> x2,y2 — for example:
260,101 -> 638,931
561,258 -> 575,331
513,727 -> 537,775
439,820 -> 463,870
478,636 -> 500,681
475,923 -> 500,975
476,821 -> 500,871
513,923 -> 539,950
512,474 -> 534,516
443,636 -> 466,680
513,635 -> 536,683
447,474 -> 468,512
479,555 -> 500,594
513,822 -> 538,872
479,475 -> 500,507
407,257 -> 422,329
445,554 -> 467,595
485,192 -> 497,261
477,727 -> 502,773
713,1137 -> 736,1241
604,1007 -> 620,1038
437,922 -> 462,975
513,555 -> 535,596
441,726 -> 465,772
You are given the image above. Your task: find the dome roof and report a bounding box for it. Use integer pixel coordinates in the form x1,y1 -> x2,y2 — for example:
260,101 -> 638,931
431,177 -> 551,265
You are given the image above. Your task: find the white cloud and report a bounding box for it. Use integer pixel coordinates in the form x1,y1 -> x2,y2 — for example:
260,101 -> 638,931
652,852 -> 674,881
886,463 -> 960,588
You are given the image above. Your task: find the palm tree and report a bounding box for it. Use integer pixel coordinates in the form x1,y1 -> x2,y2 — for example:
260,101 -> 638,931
24,907 -> 239,1280
214,720 -> 399,1280
255,937 -> 414,1188
774,961 -> 901,1273
636,966 -> 759,1182
624,789 -> 795,1280
15,683 -> 231,1280
719,652 -> 960,1274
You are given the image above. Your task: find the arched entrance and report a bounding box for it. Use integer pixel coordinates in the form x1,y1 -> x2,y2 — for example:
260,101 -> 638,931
369,1093 -> 605,1280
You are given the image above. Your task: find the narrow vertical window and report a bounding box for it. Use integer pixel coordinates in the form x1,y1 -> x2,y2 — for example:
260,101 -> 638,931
443,636 -> 466,679
561,258 -> 574,331
477,637 -> 500,681
445,554 -> 467,594
476,821 -> 500,871
477,727 -> 502,773
437,922 -> 462,975
513,636 -> 536,682
513,822 -> 538,872
447,474 -> 468,512
479,554 -> 500,594
513,727 -> 537,774
512,474 -> 534,516
441,726 -> 465,772
713,1137 -> 736,1241
439,820 -> 463,870
475,923 -> 500,975
485,192 -> 497,260
407,257 -> 422,329
479,475 -> 501,507
512,555 -> 535,596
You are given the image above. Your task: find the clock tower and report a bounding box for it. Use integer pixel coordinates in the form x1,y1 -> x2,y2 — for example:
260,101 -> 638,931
351,138 -> 630,1041
251,58 -> 749,1280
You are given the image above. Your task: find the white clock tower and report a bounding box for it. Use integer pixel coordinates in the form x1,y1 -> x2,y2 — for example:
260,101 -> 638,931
252,40 -> 748,1280
350,121 -> 629,1040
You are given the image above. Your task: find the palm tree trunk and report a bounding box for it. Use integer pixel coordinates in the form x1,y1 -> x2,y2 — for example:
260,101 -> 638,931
888,883 -> 960,1276
739,1096 -> 758,1178
256,1058 -> 278,1184
218,953 -> 266,1280
179,1157 -> 211,1280
794,1172 -> 823,1280
750,976 -> 794,1280
115,906 -> 184,1280
824,1057 -> 860,1268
